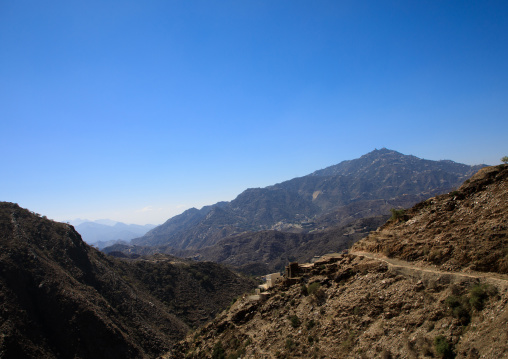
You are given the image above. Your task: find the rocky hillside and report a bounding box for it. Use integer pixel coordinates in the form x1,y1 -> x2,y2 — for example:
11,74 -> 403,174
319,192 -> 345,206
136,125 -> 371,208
0,202 -> 254,358
353,164 -> 508,274
178,215 -> 388,276
171,165 -> 508,358
132,149 -> 484,251
106,215 -> 388,276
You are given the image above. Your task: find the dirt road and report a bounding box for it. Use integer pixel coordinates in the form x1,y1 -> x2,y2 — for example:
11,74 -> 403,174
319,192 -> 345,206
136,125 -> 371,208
349,250 -> 508,290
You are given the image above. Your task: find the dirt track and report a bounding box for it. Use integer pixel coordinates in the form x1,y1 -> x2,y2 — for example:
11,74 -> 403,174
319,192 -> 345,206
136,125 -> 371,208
349,250 -> 508,290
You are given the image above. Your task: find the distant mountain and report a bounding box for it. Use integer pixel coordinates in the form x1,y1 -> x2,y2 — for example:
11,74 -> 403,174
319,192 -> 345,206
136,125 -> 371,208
132,149 -> 485,252
68,218 -> 121,226
0,202 -> 254,358
73,221 -> 156,246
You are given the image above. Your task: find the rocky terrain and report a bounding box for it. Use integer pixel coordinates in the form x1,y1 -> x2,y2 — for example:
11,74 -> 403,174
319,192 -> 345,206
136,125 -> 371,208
177,215 -> 389,275
131,149 -> 484,251
354,164 -> 508,274
106,215 -> 388,276
0,202 -> 254,358
172,165 -> 508,359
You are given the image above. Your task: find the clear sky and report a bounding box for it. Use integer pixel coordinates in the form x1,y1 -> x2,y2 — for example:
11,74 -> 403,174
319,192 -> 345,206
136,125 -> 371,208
1,1 -> 507,225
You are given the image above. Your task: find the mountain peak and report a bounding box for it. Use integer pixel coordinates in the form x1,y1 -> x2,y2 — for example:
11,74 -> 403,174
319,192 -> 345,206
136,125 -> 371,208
131,150 -> 484,257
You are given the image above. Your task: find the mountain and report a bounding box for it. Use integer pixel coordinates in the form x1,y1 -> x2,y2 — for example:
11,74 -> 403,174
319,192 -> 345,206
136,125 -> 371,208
172,165 -> 508,358
131,148 -> 484,253
0,202 -> 254,358
73,221 -> 157,247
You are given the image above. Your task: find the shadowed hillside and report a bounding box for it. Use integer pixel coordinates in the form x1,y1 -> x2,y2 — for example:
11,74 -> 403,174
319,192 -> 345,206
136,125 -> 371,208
0,202 -> 254,358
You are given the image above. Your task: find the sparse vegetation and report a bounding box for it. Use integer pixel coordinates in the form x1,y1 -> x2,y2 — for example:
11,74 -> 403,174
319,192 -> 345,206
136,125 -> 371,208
211,341 -> 225,359
389,208 -> 406,222
501,156 -> 508,164
469,283 -> 498,311
434,335 -> 453,358
174,165 -> 508,358
307,282 -> 321,295
444,282 -> 498,326
289,314 -> 301,328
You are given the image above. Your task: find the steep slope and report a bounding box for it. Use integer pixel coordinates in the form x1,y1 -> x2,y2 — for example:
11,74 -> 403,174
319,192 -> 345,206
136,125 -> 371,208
133,149 -> 484,251
172,165 -> 508,359
0,202 -> 254,358
353,164 -> 508,273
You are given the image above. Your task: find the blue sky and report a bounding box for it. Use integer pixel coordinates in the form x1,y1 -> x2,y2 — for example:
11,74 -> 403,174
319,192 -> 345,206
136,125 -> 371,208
1,1 -> 507,224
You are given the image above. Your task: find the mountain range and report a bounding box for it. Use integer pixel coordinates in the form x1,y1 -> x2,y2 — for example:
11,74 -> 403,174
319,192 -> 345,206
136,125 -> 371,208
1,153 -> 505,358
111,149 -> 484,274
71,220 -> 156,249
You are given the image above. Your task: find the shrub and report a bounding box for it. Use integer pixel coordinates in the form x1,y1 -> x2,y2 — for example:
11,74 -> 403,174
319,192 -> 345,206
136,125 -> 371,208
340,333 -> 355,352
444,295 -> 470,325
469,283 -> 497,311
227,348 -> 245,359
285,337 -> 297,351
306,319 -> 316,330
212,342 -> 225,359
289,315 -> 301,328
390,208 -> 406,222
434,335 -> 453,358
307,282 -> 321,295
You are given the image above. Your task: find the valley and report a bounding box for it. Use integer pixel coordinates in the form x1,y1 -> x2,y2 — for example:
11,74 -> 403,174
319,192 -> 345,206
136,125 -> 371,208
1,151 -> 506,358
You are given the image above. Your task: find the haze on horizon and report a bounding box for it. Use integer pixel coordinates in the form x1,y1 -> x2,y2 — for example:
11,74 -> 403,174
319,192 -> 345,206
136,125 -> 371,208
1,1 -> 507,225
